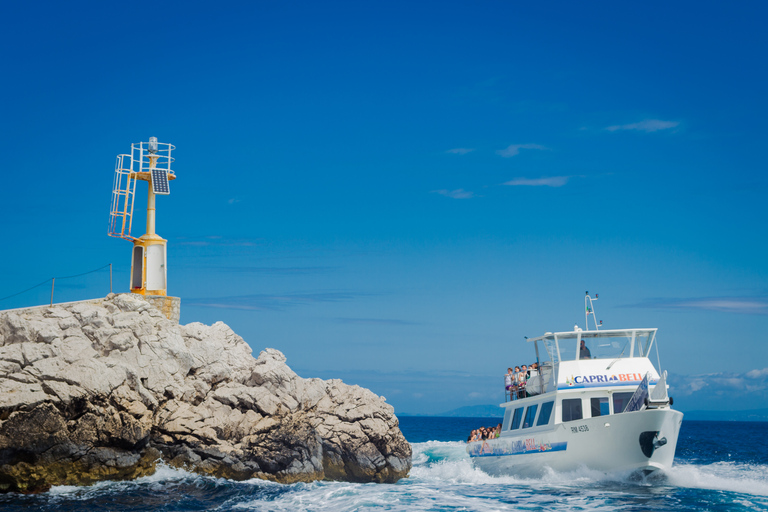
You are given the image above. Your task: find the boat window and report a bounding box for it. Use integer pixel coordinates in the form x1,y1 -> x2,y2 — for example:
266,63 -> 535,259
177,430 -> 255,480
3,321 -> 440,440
588,336 -> 629,360
633,331 -> 652,357
543,338 -> 559,366
612,392 -> 634,414
509,407 -> 524,430
522,404 -> 539,428
540,330 -> 657,362
502,407 -> 513,430
536,401 -> 554,426
558,337 -> 577,362
561,398 -> 583,422
590,397 -> 609,417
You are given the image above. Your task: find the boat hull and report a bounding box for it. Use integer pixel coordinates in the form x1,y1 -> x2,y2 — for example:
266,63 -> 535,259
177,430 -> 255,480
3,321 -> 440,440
469,408 -> 683,477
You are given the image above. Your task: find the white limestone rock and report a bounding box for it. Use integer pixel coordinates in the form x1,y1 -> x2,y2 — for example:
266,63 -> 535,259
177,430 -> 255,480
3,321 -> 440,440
0,294 -> 411,493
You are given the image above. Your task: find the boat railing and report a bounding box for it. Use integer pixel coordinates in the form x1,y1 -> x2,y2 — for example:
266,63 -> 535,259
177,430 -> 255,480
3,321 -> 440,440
504,363 -> 556,402
503,375 -> 528,402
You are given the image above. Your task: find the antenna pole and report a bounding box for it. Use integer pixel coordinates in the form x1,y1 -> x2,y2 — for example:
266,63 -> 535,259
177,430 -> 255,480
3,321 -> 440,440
50,278 -> 55,306
585,292 -> 590,329
585,292 -> 599,330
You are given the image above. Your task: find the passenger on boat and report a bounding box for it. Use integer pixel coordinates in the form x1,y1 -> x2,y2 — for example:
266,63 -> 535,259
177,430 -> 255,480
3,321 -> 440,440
580,339 -> 591,359
469,424 -> 502,442
505,368 -> 514,401
471,428 -> 484,442
510,366 -> 520,400
517,364 -> 528,399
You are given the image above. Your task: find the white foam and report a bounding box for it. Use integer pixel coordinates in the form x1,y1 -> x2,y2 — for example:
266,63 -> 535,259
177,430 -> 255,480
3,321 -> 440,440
134,462 -> 198,484
413,441 -> 768,499
233,479 -> 523,512
47,463 -> 206,497
666,462 -> 768,496
41,441 -> 768,510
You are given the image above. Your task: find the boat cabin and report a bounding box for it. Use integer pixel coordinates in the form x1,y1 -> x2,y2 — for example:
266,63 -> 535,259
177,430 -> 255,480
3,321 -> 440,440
500,328 -> 666,436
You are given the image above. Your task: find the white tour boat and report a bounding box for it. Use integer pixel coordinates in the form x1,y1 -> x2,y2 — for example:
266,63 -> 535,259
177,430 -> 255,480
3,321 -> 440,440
468,294 -> 683,477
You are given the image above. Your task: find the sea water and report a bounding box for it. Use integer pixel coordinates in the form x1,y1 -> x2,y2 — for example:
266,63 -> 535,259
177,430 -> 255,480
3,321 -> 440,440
1,419 -> 766,511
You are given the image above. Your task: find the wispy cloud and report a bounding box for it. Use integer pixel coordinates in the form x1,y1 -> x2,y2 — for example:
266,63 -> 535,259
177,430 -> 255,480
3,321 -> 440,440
186,291 -> 368,311
175,236 -> 262,247
626,296 -> 768,315
605,119 -> 679,132
496,143 -> 547,158
335,317 -> 420,326
670,368 -> 768,397
446,148 -> 474,155
747,368 -> 768,379
215,266 -> 335,275
503,176 -> 570,187
432,188 -> 475,199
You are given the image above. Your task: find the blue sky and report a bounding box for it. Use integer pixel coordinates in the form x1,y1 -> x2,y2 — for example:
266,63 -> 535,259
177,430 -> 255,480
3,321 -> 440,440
1,1 -> 766,415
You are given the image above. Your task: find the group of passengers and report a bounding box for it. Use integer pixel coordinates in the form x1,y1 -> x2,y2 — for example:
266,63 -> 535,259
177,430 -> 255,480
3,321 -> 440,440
504,363 -> 539,401
467,423 -> 502,443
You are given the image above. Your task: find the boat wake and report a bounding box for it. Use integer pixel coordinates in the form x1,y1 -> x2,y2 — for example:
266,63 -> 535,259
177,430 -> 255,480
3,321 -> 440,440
5,441 -> 765,512
411,441 -> 768,497
665,461 -> 768,496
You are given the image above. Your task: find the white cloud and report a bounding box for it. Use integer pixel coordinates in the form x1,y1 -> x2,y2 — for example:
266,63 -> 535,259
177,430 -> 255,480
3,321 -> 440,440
503,176 -> 569,187
747,368 -> 768,379
671,368 -> 768,397
605,119 -> 679,132
446,148 -> 475,155
674,299 -> 768,313
336,317 -> 419,326
629,296 -> 768,315
496,143 -> 547,158
432,188 -> 475,199
186,291 -> 366,311
686,378 -> 709,393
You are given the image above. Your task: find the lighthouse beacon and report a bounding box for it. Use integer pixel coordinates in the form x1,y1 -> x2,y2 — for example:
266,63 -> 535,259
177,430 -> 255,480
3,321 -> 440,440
108,137 -> 180,320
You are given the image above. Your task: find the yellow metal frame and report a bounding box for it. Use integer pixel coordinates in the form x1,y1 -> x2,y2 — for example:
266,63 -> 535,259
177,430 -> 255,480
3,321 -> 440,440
109,138 -> 176,297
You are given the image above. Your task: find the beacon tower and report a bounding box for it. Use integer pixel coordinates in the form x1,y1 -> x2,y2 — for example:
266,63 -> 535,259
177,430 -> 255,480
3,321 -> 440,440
108,137 -> 175,296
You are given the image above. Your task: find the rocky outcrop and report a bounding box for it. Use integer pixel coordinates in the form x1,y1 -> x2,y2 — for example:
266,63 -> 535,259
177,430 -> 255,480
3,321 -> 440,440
0,294 -> 411,493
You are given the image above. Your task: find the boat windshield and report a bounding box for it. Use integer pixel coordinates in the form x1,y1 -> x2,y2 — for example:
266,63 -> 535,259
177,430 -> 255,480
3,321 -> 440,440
534,329 -> 656,363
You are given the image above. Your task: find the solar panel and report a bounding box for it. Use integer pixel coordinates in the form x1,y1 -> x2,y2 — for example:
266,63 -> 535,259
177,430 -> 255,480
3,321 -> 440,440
151,169 -> 170,195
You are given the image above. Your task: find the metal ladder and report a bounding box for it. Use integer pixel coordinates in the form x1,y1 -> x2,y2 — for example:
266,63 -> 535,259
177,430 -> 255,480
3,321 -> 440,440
108,154 -> 138,241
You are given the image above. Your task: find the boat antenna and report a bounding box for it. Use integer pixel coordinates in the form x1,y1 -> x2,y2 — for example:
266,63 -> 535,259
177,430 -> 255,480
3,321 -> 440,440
585,291 -> 602,330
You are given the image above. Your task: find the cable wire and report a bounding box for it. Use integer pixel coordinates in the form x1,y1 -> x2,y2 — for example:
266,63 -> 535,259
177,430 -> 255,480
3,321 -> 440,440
0,279 -> 53,303
55,264 -> 112,280
0,264 -> 112,303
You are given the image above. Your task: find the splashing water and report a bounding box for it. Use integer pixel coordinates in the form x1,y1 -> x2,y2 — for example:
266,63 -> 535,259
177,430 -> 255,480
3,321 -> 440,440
1,420 -> 767,511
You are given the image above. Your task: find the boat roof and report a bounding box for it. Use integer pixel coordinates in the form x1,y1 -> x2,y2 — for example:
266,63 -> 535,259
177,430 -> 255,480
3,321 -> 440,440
526,328 -> 657,343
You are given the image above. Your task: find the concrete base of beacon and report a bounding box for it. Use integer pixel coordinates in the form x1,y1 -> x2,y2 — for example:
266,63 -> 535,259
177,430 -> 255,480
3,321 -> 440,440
131,294 -> 181,323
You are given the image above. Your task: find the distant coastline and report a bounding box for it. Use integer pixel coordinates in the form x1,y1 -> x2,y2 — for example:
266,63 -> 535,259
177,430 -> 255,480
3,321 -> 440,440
399,405 -> 768,422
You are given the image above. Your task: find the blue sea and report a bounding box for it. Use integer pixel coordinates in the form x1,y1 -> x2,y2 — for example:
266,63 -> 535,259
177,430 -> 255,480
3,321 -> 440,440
1,418 -> 766,511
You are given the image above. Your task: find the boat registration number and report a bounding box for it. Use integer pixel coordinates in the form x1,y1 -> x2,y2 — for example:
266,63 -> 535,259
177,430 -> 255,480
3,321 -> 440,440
570,424 -> 590,433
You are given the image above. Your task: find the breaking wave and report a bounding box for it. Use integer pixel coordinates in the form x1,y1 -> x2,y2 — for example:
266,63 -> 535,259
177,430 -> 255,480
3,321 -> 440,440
2,439 -> 767,511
